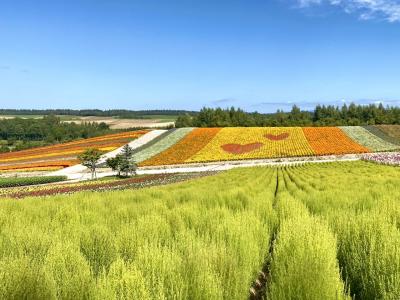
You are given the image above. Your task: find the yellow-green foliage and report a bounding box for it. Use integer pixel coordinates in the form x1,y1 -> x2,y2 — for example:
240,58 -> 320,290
0,161 -> 400,299
285,162 -> 400,299
268,169 -> 348,300
0,168 -> 277,299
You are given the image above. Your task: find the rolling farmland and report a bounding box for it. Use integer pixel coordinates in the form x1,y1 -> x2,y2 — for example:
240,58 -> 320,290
0,131 -> 148,172
0,162 -> 399,299
0,126 -> 399,174
3,1 -> 400,298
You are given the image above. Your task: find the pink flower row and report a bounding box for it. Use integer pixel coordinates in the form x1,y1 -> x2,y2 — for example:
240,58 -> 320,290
362,152 -> 400,166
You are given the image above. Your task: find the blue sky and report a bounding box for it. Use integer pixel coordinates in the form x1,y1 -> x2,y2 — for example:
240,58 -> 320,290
0,0 -> 400,112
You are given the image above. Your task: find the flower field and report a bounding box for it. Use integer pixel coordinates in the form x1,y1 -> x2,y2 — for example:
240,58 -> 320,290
362,152 -> 400,166
302,127 -> 370,155
140,128 -> 221,166
339,126 -> 398,152
0,172 -> 212,198
138,126 -> 400,166
0,162 -> 399,298
3,126 -> 398,171
376,125 -> 400,141
131,128 -> 193,163
186,127 -> 315,163
362,126 -> 400,146
0,130 -> 148,172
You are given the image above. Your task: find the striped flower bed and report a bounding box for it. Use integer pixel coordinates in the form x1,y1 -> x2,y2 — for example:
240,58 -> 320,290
140,128 -> 221,166
0,172 -> 214,198
363,126 -> 400,146
132,128 -> 194,163
376,125 -> 400,142
0,130 -> 148,172
339,126 -> 398,152
136,126 -> 400,167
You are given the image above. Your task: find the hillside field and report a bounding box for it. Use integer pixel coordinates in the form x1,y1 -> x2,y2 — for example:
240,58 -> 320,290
137,125 -> 400,166
0,126 -> 399,174
0,161 -> 399,299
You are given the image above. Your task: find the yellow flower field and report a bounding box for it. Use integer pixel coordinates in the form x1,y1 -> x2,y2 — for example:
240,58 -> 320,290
186,127 -> 314,163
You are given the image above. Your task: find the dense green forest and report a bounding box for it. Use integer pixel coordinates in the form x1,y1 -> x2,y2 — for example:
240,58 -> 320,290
0,109 -> 195,119
0,115 -> 113,152
176,103 -> 400,127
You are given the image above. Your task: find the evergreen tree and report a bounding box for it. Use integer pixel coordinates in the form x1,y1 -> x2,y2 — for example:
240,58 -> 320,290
106,144 -> 137,177
119,145 -> 137,176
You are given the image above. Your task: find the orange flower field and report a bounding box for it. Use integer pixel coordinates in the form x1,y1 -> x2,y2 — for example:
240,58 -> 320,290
302,127 -> 370,155
0,130 -> 148,172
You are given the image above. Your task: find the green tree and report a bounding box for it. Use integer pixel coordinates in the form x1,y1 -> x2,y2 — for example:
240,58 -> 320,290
0,145 -> 9,153
175,114 -> 193,127
106,156 -> 123,177
78,149 -> 103,179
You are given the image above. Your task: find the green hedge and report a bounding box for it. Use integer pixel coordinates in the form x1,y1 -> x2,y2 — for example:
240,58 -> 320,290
0,176 -> 67,188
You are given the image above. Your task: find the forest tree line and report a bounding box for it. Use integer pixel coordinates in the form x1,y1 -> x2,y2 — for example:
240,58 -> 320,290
175,103 -> 400,127
0,115 -> 113,152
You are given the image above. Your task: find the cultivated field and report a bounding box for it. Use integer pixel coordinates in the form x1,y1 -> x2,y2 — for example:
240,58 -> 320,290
0,131 -> 148,172
0,161 -> 399,299
62,116 -> 175,129
138,126 -> 400,166
1,126 -> 399,176
0,115 -> 175,129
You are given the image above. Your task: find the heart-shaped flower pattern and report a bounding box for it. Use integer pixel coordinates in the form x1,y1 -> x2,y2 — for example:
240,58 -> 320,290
265,133 -> 289,141
221,143 -> 263,154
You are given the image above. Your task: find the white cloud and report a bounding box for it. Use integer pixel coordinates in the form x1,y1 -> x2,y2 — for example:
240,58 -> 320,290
298,0 -> 322,7
295,0 -> 400,22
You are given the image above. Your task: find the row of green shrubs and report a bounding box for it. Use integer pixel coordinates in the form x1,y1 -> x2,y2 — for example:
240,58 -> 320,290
0,176 -> 67,188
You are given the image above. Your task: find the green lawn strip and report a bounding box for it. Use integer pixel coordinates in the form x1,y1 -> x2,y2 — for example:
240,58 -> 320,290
0,176 -> 67,188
